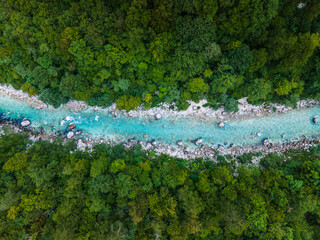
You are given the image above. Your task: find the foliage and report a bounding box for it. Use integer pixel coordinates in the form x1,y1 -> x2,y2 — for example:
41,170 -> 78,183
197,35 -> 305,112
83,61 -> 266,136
0,0 -> 319,111
0,133 -> 320,239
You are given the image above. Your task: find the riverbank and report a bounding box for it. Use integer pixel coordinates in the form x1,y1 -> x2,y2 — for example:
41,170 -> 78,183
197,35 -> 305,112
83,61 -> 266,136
1,84 -> 319,122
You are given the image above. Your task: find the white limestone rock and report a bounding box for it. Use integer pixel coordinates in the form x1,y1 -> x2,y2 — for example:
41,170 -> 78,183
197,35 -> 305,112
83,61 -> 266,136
177,140 -> 183,146
218,122 -> 224,128
195,138 -> 203,146
67,131 -> 75,139
155,113 -> 162,120
21,119 -> 31,127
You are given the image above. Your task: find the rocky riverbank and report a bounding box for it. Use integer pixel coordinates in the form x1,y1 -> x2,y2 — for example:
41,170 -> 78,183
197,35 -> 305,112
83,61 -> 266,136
1,84 -> 319,122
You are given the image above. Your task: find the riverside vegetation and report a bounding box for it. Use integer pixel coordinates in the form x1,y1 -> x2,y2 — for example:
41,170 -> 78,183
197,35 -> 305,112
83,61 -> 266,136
0,132 -> 320,239
1,0 -> 320,110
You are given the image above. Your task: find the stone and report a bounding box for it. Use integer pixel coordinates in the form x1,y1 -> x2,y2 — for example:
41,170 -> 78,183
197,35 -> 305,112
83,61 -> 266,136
218,122 -> 224,128
177,140 -> 183,146
67,131 -> 75,139
217,145 -> 226,153
151,140 -> 157,146
143,134 -> 149,138
69,123 -> 76,129
77,139 -> 87,151
313,117 -> 318,124
21,119 -> 31,127
263,138 -> 269,146
155,113 -> 162,120
297,2 -> 307,9
75,130 -> 82,135
195,138 -> 203,146
257,132 -> 262,137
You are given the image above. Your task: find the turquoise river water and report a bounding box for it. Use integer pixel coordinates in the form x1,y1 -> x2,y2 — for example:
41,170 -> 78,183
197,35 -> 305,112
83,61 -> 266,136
0,94 -> 320,149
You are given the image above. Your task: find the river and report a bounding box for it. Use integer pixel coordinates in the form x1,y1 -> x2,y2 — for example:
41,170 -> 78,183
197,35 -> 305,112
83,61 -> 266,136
0,93 -> 319,152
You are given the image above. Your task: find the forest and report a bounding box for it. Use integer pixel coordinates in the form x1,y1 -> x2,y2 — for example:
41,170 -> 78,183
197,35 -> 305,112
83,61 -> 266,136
0,131 -> 319,239
1,0 -> 320,111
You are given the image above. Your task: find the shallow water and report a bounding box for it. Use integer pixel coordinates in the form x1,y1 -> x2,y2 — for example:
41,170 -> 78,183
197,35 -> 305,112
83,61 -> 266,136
0,94 -> 320,149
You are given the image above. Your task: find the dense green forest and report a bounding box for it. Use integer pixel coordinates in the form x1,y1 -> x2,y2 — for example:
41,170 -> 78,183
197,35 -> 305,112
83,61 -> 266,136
1,0 -> 320,110
0,131 -> 319,239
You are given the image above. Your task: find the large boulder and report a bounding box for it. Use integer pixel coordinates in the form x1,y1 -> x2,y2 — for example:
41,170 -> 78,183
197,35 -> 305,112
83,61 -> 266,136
67,131 -> 75,139
195,138 -> 203,146
21,119 -> 31,127
155,113 -> 162,120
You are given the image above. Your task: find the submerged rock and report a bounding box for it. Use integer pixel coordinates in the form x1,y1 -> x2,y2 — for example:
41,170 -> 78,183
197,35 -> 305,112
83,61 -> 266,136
67,131 -> 75,139
143,134 -> 149,138
313,117 -> 318,124
69,123 -> 76,129
195,138 -> 203,146
257,132 -> 262,137
218,122 -> 224,128
21,119 -> 31,127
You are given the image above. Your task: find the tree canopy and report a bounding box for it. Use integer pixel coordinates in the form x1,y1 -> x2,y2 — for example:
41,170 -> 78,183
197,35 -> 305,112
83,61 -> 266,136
0,132 -> 320,239
0,0 -> 320,110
